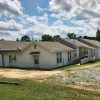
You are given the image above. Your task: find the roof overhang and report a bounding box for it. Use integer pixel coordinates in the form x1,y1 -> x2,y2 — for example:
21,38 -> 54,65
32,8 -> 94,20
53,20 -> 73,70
29,51 -> 40,55
0,48 -> 21,53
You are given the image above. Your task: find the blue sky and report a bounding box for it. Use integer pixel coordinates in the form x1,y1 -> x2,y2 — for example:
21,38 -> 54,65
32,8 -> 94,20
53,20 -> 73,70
21,0 -> 49,16
0,0 -> 100,40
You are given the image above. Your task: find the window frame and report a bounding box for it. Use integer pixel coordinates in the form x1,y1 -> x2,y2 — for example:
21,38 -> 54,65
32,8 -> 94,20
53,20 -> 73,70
34,55 -> 39,65
9,55 -> 13,63
56,52 -> 62,63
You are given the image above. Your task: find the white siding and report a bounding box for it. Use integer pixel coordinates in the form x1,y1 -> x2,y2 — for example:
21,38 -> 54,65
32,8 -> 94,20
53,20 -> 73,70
0,45 -> 76,69
94,48 -> 100,60
97,48 -> 100,60
81,57 -> 95,64
1,45 -> 54,69
77,47 -> 79,59
51,52 -> 68,68
51,50 -> 76,69
0,54 -> 2,66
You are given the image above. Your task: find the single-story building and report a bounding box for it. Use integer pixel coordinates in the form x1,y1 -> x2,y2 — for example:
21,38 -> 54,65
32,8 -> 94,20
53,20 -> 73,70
78,39 -> 100,60
0,40 -> 76,69
58,38 -> 95,64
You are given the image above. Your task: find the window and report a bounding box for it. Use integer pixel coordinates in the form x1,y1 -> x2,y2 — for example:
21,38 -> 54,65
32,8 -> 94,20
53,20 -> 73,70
9,55 -> 17,63
34,59 -> 39,64
56,52 -> 62,63
34,55 -> 39,64
9,55 -> 13,63
74,51 -> 77,57
34,44 -> 36,49
13,55 -> 16,62
59,52 -> 62,62
84,48 -> 88,56
68,51 -> 71,58
86,48 -> 88,55
79,47 -> 82,57
68,51 -> 72,62
56,53 -> 59,63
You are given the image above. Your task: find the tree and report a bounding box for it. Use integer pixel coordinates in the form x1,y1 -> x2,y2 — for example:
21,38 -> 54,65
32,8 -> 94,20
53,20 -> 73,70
16,38 -> 19,41
67,33 -> 76,39
83,36 -> 96,40
96,29 -> 100,41
77,36 -> 82,39
20,35 -> 31,42
54,35 -> 60,41
83,36 -> 88,39
42,35 -> 54,41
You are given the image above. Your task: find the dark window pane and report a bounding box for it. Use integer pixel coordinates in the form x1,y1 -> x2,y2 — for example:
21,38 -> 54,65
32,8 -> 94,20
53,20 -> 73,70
34,60 -> 39,64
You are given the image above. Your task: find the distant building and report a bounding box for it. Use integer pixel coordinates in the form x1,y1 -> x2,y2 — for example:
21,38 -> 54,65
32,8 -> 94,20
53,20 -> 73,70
58,38 -> 95,64
78,39 -> 100,60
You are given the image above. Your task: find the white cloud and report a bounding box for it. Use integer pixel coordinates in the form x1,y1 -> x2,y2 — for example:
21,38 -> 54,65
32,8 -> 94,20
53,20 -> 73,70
49,0 -> 100,36
27,13 -> 48,25
0,20 -> 23,31
37,6 -> 45,12
0,0 -> 23,17
0,0 -> 100,40
49,0 -> 100,20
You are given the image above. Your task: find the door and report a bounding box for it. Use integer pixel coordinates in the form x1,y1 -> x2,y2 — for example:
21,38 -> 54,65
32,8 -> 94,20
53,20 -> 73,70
9,55 -> 13,66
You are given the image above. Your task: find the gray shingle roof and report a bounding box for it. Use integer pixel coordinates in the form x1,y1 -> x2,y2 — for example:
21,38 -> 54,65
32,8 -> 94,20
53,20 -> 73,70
82,39 -> 100,47
0,40 -> 30,51
63,38 -> 91,48
0,40 -> 74,52
36,41 -> 74,52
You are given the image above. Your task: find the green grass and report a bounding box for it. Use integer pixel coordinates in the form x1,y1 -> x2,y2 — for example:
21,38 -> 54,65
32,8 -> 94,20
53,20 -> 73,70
56,60 -> 100,71
0,78 -> 100,100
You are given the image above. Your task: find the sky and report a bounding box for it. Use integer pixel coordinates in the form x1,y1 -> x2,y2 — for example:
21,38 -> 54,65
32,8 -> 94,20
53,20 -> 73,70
0,0 -> 100,40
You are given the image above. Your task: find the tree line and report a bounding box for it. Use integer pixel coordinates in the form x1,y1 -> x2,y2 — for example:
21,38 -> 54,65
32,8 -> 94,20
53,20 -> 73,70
17,29 -> 100,42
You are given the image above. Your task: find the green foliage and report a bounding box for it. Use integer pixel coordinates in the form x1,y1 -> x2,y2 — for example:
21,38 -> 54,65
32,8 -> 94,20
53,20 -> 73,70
96,29 -> 100,41
0,78 -> 100,100
42,34 -> 54,41
20,35 -> 31,42
67,33 -> 76,39
54,35 -> 60,40
77,36 -> 82,39
41,35 -> 60,41
83,36 -> 96,40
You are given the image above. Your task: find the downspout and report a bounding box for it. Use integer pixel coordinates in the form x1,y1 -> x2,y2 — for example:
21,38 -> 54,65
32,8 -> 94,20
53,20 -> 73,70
1,53 -> 4,67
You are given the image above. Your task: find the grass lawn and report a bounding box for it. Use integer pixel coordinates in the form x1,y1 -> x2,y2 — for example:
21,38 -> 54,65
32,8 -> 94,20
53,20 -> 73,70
0,78 -> 100,100
56,60 -> 100,71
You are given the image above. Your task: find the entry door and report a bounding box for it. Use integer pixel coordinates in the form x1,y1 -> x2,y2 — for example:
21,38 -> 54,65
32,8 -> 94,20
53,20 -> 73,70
9,55 -> 13,66
34,55 -> 39,68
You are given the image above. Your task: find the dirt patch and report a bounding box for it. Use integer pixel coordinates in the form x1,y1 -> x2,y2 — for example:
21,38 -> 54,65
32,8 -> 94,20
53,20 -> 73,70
0,69 -> 62,79
0,67 -> 100,92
